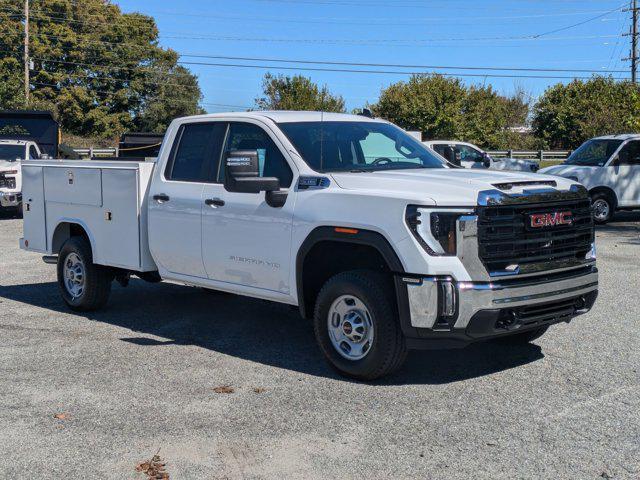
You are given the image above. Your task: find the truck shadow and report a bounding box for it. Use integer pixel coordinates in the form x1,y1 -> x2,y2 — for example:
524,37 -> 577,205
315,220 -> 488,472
597,211 -> 640,235
0,279 -> 544,385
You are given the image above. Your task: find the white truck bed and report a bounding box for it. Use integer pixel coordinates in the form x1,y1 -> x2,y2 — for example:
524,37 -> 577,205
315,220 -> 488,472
20,159 -> 156,272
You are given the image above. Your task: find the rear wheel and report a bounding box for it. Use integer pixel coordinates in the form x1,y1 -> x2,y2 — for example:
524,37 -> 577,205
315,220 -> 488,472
496,326 -> 548,345
591,192 -> 614,224
313,271 -> 407,380
57,236 -> 112,311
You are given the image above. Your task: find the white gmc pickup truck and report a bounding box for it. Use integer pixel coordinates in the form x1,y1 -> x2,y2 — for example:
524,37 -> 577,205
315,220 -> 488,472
20,112 -> 598,379
0,139 -> 42,215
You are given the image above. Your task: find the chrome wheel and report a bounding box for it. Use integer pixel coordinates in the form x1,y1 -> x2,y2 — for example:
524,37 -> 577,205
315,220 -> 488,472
327,295 -> 374,361
592,198 -> 610,222
63,253 -> 85,299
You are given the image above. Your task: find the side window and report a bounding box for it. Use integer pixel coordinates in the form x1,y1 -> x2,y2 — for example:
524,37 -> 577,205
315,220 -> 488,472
617,141 -> 640,166
165,123 -> 227,182
432,144 -> 447,157
456,145 -> 483,162
28,146 -> 39,159
220,123 -> 293,187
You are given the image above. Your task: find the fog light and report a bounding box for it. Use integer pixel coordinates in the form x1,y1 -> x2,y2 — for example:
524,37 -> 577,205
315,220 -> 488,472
439,281 -> 456,318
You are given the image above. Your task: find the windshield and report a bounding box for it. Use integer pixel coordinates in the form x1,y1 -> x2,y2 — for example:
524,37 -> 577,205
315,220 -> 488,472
279,121 -> 445,172
565,139 -> 623,166
0,145 -> 24,162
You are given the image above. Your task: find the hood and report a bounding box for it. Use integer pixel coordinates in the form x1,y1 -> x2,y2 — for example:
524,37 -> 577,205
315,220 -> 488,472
538,164 -> 595,177
0,159 -> 20,171
330,168 -> 576,206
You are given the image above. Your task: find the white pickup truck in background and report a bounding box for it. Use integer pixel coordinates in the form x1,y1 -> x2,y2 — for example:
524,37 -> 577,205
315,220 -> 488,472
20,112 -> 598,379
424,140 -> 539,172
539,134 -> 640,223
0,139 -> 42,216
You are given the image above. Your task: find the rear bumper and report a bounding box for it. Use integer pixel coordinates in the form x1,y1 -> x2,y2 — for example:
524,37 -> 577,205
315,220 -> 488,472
0,191 -> 21,208
401,265 -> 598,349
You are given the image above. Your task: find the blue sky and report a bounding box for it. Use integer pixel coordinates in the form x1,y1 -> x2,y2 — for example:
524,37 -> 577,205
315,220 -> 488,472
116,0 -> 631,113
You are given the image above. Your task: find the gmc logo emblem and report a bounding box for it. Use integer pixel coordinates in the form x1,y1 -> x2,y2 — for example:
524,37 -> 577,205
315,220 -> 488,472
530,211 -> 573,228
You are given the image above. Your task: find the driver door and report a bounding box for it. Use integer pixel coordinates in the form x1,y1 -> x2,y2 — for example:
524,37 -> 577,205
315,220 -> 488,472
611,140 -> 640,207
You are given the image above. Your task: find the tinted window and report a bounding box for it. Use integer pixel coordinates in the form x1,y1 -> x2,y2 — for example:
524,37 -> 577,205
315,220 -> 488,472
28,146 -> 39,159
166,123 -> 227,182
219,123 -> 293,187
0,145 -> 24,161
617,141 -> 640,166
279,121 -> 444,172
456,145 -> 484,162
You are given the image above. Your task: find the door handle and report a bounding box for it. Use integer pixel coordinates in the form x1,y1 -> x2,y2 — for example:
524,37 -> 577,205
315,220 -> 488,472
205,198 -> 225,207
153,193 -> 170,202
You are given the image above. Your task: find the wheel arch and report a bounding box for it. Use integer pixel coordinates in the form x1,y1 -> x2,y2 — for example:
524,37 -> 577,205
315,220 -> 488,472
296,226 -> 407,321
589,186 -> 618,209
51,220 -> 96,257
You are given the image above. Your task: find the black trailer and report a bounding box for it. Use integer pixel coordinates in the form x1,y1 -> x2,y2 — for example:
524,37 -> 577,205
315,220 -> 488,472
0,110 -> 59,157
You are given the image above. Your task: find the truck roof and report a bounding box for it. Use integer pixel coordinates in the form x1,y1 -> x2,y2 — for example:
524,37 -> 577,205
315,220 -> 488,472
592,133 -> 640,141
0,139 -> 27,145
176,111 -> 384,124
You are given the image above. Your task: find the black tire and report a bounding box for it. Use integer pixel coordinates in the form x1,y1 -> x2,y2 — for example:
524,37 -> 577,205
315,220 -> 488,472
496,326 -> 548,345
590,191 -> 614,224
313,271 -> 407,380
57,236 -> 112,311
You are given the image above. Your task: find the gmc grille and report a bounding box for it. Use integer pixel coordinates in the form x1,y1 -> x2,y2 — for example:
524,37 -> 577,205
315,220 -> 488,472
477,198 -> 594,273
0,175 -> 16,189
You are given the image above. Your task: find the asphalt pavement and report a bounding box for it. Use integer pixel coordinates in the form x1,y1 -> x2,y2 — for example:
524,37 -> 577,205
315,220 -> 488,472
0,210 -> 638,479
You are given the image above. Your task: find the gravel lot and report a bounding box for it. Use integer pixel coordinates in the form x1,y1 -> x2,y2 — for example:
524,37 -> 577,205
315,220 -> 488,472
0,211 -> 638,479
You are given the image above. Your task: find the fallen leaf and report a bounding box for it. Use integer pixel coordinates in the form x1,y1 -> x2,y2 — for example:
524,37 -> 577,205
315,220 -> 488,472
136,452 -> 169,479
252,387 -> 266,394
213,385 -> 234,394
53,413 -> 68,420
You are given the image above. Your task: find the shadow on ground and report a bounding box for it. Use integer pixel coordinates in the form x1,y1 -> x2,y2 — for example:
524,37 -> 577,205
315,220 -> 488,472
0,277 -> 544,385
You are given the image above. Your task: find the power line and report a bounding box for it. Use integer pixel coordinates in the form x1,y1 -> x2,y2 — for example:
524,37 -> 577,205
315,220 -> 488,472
179,54 -> 629,74
532,4 -> 626,37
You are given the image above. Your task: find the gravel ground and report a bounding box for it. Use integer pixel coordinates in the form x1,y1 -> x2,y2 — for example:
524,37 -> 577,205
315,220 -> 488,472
0,211 -> 638,479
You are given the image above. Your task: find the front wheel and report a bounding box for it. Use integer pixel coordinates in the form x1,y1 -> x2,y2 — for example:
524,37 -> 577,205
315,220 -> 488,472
313,271 -> 407,380
57,236 -> 112,311
591,192 -> 614,224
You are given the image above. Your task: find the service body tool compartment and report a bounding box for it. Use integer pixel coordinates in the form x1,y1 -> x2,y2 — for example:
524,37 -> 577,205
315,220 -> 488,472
21,159 -> 156,272
21,165 -> 47,252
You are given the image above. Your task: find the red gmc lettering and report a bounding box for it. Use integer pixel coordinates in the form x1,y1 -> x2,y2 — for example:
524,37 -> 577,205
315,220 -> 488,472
530,211 -> 573,228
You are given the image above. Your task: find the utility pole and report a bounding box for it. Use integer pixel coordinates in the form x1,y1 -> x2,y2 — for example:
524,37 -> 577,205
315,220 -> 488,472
24,0 -> 30,103
624,0 -> 639,83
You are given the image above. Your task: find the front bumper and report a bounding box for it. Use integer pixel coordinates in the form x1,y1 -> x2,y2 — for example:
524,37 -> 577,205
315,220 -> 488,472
402,265 -> 598,349
0,191 -> 21,208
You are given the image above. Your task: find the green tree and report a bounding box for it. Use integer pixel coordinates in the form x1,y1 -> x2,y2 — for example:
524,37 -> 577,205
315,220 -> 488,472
532,76 -> 640,149
0,0 -> 202,138
255,73 -> 345,112
371,74 -> 532,149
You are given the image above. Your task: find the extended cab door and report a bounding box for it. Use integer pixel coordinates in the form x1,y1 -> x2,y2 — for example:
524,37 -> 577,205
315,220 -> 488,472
611,140 -> 640,207
201,121 -> 296,295
148,122 -> 226,278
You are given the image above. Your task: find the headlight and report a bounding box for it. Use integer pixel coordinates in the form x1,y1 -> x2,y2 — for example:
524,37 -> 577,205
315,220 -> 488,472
406,206 -> 471,256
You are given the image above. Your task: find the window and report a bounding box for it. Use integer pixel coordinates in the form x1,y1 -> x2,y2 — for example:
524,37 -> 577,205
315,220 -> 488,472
220,122 -> 293,187
0,145 -> 24,161
617,141 -> 640,166
165,123 -> 227,182
432,144 -> 447,157
456,145 -> 484,162
279,121 -> 444,172
565,139 -> 623,166
28,146 -> 39,159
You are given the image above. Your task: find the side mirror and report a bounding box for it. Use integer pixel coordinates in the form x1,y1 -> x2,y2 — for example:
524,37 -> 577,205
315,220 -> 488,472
224,150 -> 280,194
482,152 -> 491,168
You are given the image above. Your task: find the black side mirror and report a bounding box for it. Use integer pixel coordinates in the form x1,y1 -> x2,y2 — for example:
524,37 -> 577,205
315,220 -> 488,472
482,152 -> 491,168
224,150 -> 280,194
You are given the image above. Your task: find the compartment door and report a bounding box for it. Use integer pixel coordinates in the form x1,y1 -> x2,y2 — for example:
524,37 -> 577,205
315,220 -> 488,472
22,166 -> 47,252
100,169 -> 141,268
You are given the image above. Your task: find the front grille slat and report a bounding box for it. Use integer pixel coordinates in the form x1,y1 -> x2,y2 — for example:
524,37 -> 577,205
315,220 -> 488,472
477,198 -> 594,272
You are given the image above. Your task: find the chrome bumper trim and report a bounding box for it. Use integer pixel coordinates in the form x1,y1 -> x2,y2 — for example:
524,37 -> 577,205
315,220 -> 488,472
407,269 -> 598,329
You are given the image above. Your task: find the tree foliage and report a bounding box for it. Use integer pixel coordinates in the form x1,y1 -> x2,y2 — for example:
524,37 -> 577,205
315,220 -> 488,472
532,77 -> 640,149
371,74 -> 532,149
0,0 -> 202,138
255,73 -> 345,112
